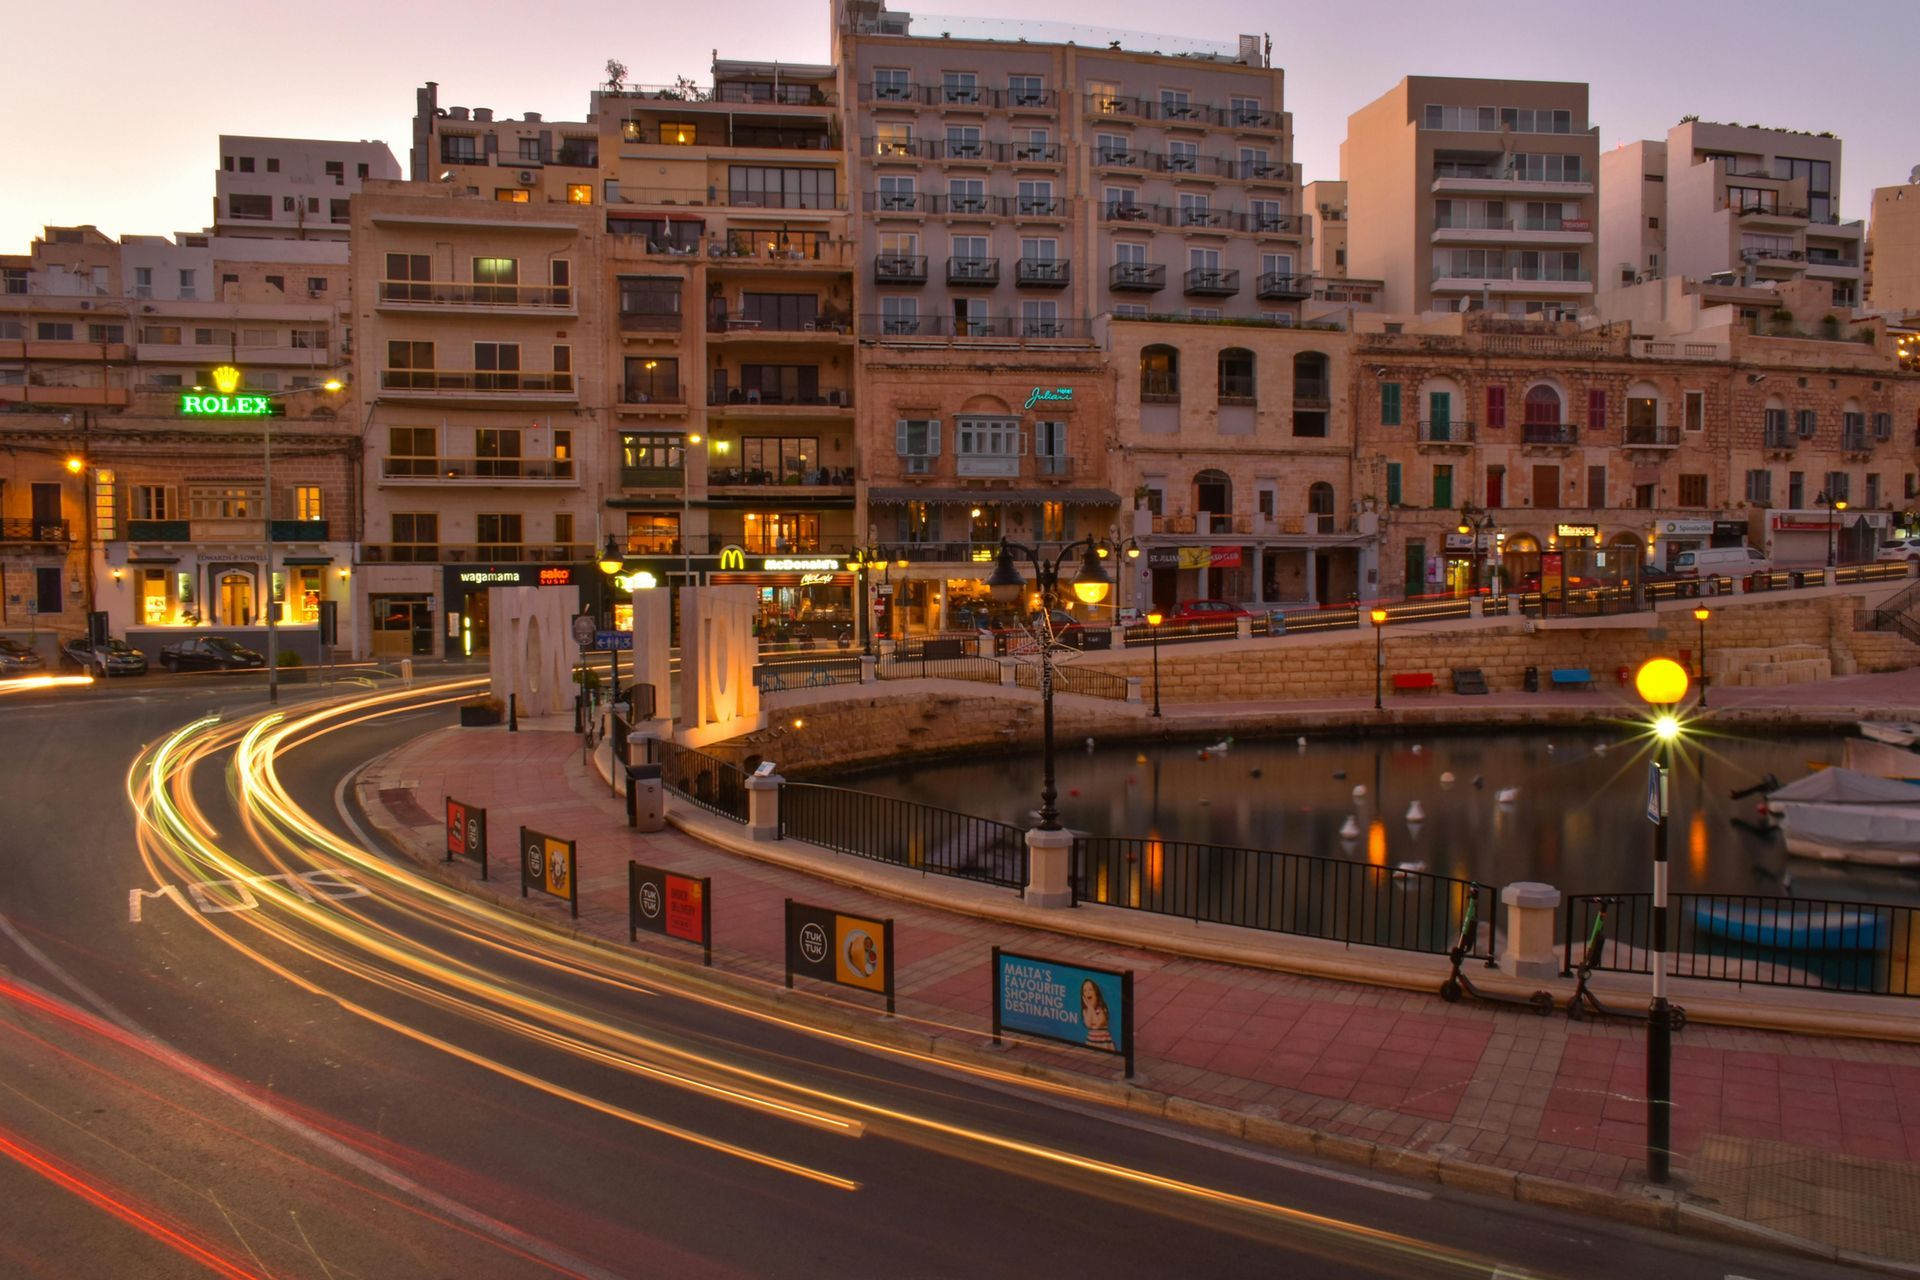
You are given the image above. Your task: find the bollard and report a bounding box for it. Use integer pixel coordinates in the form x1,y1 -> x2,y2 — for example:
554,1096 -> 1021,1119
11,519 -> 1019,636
1024,827 -> 1074,908
1235,616 -> 1253,641
1498,882 -> 1563,979
508,693 -> 519,732
400,657 -> 414,685
859,654 -> 878,685
574,691 -> 583,734
745,773 -> 782,842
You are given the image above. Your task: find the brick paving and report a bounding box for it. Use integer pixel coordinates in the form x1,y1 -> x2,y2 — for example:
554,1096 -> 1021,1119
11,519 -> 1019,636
363,707 -> 1920,1260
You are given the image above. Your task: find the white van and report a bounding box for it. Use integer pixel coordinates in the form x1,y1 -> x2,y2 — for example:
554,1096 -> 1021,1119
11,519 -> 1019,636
1672,545 -> 1770,592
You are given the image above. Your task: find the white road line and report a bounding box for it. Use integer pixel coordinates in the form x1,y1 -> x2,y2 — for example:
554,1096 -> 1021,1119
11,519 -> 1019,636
0,910 -> 631,1280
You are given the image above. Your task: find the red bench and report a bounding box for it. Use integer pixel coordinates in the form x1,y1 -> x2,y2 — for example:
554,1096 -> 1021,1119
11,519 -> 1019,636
1391,672 -> 1437,694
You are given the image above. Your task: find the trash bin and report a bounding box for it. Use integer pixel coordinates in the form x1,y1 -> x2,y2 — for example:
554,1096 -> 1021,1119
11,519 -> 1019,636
1523,665 -> 1540,693
626,762 -> 665,832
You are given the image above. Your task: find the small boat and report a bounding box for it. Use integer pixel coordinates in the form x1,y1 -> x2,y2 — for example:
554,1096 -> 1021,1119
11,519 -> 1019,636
1859,721 -> 1920,747
1769,766 -> 1920,866
1692,901 -> 1888,952
1843,738 -> 1920,782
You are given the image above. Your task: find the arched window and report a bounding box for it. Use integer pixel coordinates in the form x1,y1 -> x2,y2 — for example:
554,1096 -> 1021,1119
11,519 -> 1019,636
1627,380 -> 1666,443
1141,345 -> 1179,400
1523,384 -> 1563,425
1194,469 -> 1232,517
1293,351 -> 1329,403
1218,348 -> 1255,403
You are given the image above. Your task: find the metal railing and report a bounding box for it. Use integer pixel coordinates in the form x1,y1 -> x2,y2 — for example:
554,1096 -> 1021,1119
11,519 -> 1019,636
755,654 -> 861,692
1011,663 -> 1128,700
861,314 -> 1092,342
1625,424 -> 1679,446
1074,837 -> 1494,958
1562,892 -> 1920,997
1266,604 -> 1360,635
1120,618 -> 1242,647
1417,419 -> 1476,444
779,783 -> 1027,890
644,739 -> 748,823
875,654 -> 1002,684
380,370 -> 576,394
1521,421 -> 1579,445
381,456 -> 576,482
0,519 -> 71,543
377,282 -> 573,308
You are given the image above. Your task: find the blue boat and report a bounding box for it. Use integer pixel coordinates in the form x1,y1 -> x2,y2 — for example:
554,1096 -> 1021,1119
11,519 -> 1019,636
1692,901 -> 1887,952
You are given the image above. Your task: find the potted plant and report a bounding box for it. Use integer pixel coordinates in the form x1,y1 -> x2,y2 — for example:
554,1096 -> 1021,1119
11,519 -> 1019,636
459,695 -> 505,727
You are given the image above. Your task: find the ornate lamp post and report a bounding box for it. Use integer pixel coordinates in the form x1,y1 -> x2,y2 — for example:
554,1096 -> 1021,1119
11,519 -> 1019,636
1634,656 -> 1689,1185
847,543 -> 887,656
1818,491 -> 1848,568
986,535 -> 1115,830
1456,504 -> 1497,596
597,534 -> 625,701
1144,608 -> 1164,717
1369,606 -> 1389,709
1693,605 -> 1711,709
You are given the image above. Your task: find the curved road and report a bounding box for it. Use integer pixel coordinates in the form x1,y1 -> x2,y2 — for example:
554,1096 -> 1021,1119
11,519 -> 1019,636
0,678 -> 1869,1278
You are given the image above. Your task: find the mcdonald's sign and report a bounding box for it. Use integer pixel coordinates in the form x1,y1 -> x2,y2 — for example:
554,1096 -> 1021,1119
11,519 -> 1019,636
717,545 -> 747,571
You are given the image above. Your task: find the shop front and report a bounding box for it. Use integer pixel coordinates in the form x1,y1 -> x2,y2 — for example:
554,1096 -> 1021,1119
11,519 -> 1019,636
442,563 -> 586,658
106,543 -> 353,662
603,550 -> 856,646
1653,518 -> 1714,570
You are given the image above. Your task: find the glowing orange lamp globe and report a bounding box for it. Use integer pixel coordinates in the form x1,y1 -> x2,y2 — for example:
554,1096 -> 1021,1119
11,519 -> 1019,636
1634,657 -> 1689,707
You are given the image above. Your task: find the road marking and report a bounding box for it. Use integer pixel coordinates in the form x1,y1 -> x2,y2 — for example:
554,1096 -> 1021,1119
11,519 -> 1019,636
128,870 -> 369,922
0,909 -> 632,1280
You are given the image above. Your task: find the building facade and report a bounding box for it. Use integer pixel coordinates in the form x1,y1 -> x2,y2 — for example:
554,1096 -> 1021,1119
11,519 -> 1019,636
1343,76 -> 1599,318
1868,177 -> 1920,315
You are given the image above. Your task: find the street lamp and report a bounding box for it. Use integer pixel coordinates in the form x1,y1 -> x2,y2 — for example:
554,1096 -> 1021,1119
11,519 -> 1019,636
847,542 -> 888,656
987,535 -> 1115,830
1456,504 -> 1496,596
1693,605 -> 1711,709
1369,606 -> 1389,710
1818,491 -> 1848,568
1144,608 -> 1164,717
597,534 -> 625,701
248,376 -> 344,704
1634,656 -> 1689,1185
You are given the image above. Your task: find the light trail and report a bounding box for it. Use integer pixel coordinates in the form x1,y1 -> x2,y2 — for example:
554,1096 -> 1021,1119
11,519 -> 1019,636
0,674 -> 95,694
122,682 -> 1560,1279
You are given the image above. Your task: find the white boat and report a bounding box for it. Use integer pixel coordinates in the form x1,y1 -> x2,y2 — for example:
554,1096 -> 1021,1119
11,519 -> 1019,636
1843,737 -> 1920,782
1858,721 -> 1920,747
1769,766 -> 1920,867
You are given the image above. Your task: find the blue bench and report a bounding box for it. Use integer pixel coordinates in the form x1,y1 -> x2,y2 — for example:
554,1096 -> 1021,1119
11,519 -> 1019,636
1550,667 -> 1593,690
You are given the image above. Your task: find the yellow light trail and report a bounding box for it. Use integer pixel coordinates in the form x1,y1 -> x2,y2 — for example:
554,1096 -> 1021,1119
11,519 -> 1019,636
0,674 -> 95,694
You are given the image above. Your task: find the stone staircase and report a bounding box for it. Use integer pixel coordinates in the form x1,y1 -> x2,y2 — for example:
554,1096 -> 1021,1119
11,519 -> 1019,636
1707,643 -> 1832,688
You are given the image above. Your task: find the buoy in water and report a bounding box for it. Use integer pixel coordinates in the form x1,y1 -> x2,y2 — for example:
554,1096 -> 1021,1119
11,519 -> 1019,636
1085,737 -> 1096,751
1332,770 -> 1348,780
1411,744 -> 1423,755
1439,771 -> 1457,787
1339,816 -> 1361,839
1406,800 -> 1425,822
1249,767 -> 1263,779
1497,787 -> 1520,805
1352,784 -> 1368,799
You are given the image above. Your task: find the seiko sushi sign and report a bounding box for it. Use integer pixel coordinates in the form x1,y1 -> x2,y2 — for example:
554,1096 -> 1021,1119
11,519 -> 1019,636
178,365 -> 284,417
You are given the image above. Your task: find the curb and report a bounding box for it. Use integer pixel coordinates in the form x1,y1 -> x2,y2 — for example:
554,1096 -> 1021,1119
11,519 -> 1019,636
349,753 -> 1915,1276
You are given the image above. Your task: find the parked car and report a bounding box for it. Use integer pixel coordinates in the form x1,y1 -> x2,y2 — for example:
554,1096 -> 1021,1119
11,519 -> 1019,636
159,635 -> 266,672
1672,545 -> 1769,592
62,636 -> 148,676
1878,536 -> 1920,563
0,637 -> 45,676
1167,599 -> 1253,624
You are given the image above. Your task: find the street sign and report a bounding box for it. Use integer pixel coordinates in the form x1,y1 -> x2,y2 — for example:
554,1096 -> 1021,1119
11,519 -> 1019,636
785,898 -> 894,1012
992,948 -> 1134,1077
629,861 -> 712,965
445,797 -> 488,878
594,630 -> 634,651
520,826 -> 578,918
1646,762 -> 1667,824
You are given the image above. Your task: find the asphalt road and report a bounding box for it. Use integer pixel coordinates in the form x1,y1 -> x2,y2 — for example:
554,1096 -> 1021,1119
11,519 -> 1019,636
0,680 -> 1877,1278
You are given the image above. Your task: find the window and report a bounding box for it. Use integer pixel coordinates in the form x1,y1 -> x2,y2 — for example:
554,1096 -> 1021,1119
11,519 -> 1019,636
36,322 -> 74,341
566,184 -> 592,205
942,71 -> 980,104
1789,471 -> 1805,509
476,514 -> 522,554
178,269 -> 196,299
956,416 -> 1021,462
193,327 -> 233,348
1020,299 -> 1060,336
475,429 -> 523,477
946,125 -> 985,155
1823,471 -> 1851,503
618,274 -> 681,327
1230,96 -> 1263,126
1587,388 -> 1607,430
1431,464 -> 1454,509
188,485 -> 261,519
1033,421 -> 1069,475
441,135 -> 478,163
295,486 -> 323,520
738,436 -> 819,480
132,485 -> 171,520
1179,193 -> 1212,227
1385,463 -> 1402,507
496,189 -> 530,203
1587,464 -> 1606,508
1008,74 -> 1044,105
553,513 -> 573,546
87,323 -> 123,344
1744,470 -> 1773,504
623,356 -> 678,402
1219,348 -> 1255,402
741,512 -> 819,555
1250,200 -> 1286,232
1684,390 -> 1705,433
1798,408 -> 1818,439
1140,345 -> 1179,400
948,179 -> 986,213
728,166 -> 837,209
1486,385 -> 1506,430
877,174 -> 918,210
1874,412 -> 1893,442
880,296 -> 920,334
1868,474 -> 1882,509
1016,180 -> 1054,214
873,68 -> 911,101
895,418 -> 941,460
1160,89 -> 1194,119
1089,80 -> 1122,113
1523,385 -> 1562,426
1486,465 -> 1505,508
741,292 -> 818,330
875,122 -> 914,157
1678,474 -> 1709,507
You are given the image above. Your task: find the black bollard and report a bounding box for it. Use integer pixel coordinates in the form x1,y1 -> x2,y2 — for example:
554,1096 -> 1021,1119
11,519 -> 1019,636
509,693 -> 519,732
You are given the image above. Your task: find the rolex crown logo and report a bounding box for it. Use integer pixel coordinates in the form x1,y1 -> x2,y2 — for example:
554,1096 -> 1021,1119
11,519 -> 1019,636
211,365 -> 242,395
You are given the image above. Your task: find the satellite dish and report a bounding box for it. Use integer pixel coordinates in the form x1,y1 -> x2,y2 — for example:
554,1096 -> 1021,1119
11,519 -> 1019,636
1910,164 -> 1920,184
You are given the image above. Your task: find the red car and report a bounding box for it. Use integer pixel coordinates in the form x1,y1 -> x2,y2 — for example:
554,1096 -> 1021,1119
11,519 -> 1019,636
1166,599 -> 1252,623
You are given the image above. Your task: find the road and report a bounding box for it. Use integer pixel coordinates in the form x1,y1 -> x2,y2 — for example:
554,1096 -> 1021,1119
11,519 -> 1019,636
0,677 -> 1875,1278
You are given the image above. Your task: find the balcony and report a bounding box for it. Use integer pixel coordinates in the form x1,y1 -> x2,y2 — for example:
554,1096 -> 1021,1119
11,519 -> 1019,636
1094,147 -> 1153,171
1842,430 -> 1872,455
0,384 -> 130,409
1109,262 -> 1166,292
1257,272 -> 1311,300
1416,419 -> 1476,448
708,467 -> 854,491
1011,196 -> 1069,219
1103,201 -> 1166,227
360,543 -> 591,565
378,370 -> 577,402
1762,425 -> 1798,452
932,138 -> 991,163
1521,422 -> 1579,447
706,386 -> 852,412
1430,165 -> 1593,197
1292,379 -> 1331,407
1430,266 -> 1592,294
1430,216 -> 1594,245
956,455 -> 1020,478
0,519 -> 72,543
619,466 -> 684,489
1086,92 -> 1155,121
618,311 -> 684,335
1035,454 -> 1073,478
1007,143 -> 1065,164
1014,259 -> 1071,288
0,340 -> 133,364
1727,201 -> 1811,224
1183,268 -> 1239,297
1218,377 -> 1255,407
1159,153 -> 1226,178
869,191 -> 925,214
874,254 -> 928,285
705,236 -> 852,270
861,314 -> 1091,343
1624,423 -> 1679,448
271,519 -> 330,542
1140,376 -> 1179,405
948,256 -> 1000,286
375,281 -> 575,313
1177,206 -> 1232,231
380,456 -> 579,485
1227,159 -> 1293,182
708,312 -> 851,339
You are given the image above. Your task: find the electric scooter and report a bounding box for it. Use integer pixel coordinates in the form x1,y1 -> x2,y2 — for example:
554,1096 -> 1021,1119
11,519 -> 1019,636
1566,898 -> 1687,1030
1437,885 -> 1555,1015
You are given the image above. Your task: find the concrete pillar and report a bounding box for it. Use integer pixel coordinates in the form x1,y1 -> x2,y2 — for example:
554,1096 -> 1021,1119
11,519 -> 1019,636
1506,595 -> 1520,617
1025,826 -> 1074,908
745,774 -> 782,843
977,629 -> 995,657
999,659 -> 1017,687
1469,597 -> 1484,619
1304,546 -> 1319,605
400,657 -> 414,685
1499,881 -> 1563,980
1125,676 -> 1143,704
859,654 -> 877,684
1823,568 -> 1837,588
1235,616 -> 1253,641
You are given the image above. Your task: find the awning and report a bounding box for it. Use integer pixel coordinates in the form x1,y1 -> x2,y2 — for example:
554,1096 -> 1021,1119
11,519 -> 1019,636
282,556 -> 334,565
128,556 -> 180,565
868,487 -> 1122,507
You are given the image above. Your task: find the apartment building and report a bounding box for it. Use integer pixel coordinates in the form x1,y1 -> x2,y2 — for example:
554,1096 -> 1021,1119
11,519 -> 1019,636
215,136 -> 402,242
1342,77 -> 1599,317
1598,121 -> 1864,309
1110,317 -> 1372,609
1868,175 -> 1920,314
1351,297 -> 1920,598
1303,180 -> 1346,279
0,443 -> 89,641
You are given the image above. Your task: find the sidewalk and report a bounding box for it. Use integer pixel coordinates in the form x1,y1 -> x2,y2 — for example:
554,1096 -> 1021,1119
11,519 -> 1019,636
359,721 -> 1920,1270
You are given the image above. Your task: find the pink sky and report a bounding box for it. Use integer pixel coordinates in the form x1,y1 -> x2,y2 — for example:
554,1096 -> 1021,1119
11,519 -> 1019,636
6,0 -> 1915,251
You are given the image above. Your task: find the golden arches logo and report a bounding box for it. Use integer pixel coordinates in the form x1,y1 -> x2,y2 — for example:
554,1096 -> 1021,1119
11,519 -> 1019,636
718,546 -> 746,571
211,365 -> 242,395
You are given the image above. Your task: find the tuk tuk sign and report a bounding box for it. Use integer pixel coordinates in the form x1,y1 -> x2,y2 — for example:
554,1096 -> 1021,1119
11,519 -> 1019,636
519,826 -> 578,918
629,861 -> 712,965
785,898 -> 895,1012
445,796 -> 488,879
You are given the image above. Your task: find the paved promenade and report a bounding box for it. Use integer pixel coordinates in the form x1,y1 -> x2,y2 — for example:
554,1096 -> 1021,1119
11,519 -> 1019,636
357,673 -> 1920,1270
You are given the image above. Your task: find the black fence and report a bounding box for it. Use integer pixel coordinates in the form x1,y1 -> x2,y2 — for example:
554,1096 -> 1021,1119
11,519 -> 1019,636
1073,837 -> 1492,958
876,655 -> 1002,684
1012,662 -> 1130,701
1263,605 -> 1360,636
1120,618 -> 1242,647
1563,892 -> 1920,997
755,655 -> 862,693
644,739 -> 749,823
779,783 -> 1027,889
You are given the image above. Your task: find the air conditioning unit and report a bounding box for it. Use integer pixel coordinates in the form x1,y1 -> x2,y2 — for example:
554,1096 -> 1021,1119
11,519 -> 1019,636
517,170 -> 535,185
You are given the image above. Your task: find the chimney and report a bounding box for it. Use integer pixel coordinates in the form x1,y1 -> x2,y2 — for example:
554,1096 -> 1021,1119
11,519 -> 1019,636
474,107 -> 494,123
524,111 -> 543,123
447,106 -> 470,121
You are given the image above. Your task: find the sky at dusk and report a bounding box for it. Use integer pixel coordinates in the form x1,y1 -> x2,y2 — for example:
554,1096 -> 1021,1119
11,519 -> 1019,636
5,0 -> 1916,253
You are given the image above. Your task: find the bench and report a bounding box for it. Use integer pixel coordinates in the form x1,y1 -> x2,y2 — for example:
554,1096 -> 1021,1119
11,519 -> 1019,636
1452,667 -> 1489,695
1391,672 -> 1437,694
1550,667 -> 1594,690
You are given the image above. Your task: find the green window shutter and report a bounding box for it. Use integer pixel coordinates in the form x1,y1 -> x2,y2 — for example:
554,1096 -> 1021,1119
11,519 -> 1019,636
1385,462 -> 1402,507
1380,382 -> 1402,426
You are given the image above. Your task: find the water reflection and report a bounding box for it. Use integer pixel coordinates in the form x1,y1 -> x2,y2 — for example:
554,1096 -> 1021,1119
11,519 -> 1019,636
849,728 -> 1920,901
